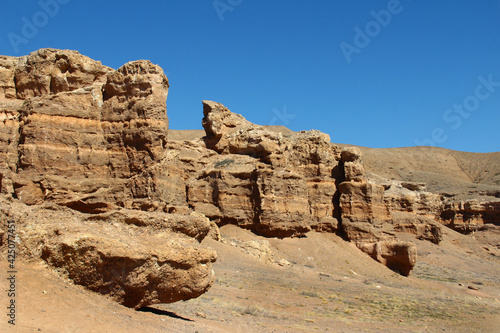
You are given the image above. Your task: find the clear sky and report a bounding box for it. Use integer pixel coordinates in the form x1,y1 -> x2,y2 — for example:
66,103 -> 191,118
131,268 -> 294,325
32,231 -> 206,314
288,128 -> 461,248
1,0 -> 499,152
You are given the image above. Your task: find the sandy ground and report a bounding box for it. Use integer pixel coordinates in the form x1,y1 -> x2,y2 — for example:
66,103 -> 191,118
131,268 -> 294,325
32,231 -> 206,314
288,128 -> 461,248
1,224 -> 499,333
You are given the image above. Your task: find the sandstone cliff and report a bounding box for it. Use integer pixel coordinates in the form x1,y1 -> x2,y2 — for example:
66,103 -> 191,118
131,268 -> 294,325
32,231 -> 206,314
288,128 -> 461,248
3,48 -> 497,310
0,49 -> 214,309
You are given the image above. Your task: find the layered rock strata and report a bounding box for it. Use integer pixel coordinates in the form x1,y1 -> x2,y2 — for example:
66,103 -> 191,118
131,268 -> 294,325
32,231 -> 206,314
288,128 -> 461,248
1,48 -> 169,212
0,49 -> 215,308
440,200 -> 500,233
3,48 -> 479,291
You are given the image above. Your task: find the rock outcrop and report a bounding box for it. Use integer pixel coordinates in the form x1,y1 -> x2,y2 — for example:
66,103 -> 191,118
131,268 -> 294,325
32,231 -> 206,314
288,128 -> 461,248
0,49 -> 215,308
197,100 -> 423,275
5,48 -> 481,292
0,198 -> 216,309
440,200 -> 500,233
190,100 -> 342,237
1,48 -> 169,212
336,149 -> 418,275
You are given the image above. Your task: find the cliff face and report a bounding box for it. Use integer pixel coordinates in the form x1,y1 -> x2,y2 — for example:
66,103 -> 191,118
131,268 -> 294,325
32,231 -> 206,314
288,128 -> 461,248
1,49 -> 497,307
0,49 -> 213,309
190,101 -> 343,237
1,49 -> 169,212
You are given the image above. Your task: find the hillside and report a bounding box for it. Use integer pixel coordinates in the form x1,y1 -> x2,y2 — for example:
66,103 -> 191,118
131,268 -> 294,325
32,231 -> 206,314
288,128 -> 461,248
339,145 -> 500,201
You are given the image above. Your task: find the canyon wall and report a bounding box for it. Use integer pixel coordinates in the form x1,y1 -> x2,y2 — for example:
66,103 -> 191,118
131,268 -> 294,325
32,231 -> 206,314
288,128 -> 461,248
1,49 -> 498,307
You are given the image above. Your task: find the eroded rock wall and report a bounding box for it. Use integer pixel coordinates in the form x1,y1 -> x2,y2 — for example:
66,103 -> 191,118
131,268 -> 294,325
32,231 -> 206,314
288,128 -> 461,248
0,49 -> 216,309
4,48 -> 490,288
190,101 -> 343,237
1,49 -> 169,212
440,200 -> 500,233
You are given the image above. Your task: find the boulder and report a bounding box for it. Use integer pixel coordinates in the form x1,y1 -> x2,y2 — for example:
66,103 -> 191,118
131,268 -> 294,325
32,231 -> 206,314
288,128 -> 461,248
357,240 -> 417,276
41,230 -> 216,309
0,198 -> 217,309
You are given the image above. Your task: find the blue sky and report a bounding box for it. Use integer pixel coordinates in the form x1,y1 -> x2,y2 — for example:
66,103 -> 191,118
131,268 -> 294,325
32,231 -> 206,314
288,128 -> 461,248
1,0 -> 499,152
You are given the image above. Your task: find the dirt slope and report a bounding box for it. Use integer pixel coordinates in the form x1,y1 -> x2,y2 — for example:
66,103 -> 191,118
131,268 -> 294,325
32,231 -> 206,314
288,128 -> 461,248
2,225 -> 499,333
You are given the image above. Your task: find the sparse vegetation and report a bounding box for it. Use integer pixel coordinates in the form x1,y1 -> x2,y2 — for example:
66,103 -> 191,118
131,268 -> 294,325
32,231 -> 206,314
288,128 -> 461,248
215,158 -> 235,168
300,290 -> 321,298
228,303 -> 278,319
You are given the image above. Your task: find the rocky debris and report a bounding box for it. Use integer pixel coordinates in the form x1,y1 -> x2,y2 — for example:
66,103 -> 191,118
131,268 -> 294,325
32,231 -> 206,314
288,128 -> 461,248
401,182 -> 427,192
278,259 -> 292,267
222,237 -> 273,263
471,224 -> 500,257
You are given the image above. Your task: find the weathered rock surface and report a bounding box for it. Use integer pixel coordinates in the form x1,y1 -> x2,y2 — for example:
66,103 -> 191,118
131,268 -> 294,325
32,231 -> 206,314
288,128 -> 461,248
337,156 -> 418,275
41,228 -> 216,309
0,198 -> 216,309
7,48 -> 494,288
1,48 -> 169,212
190,101 -> 343,237
383,181 -> 443,218
0,49 -> 217,308
357,240 -> 417,276
198,100 -> 423,275
440,200 -> 500,233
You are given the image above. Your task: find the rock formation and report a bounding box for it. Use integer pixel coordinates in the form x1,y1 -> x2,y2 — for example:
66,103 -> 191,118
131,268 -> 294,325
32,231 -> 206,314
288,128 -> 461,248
190,100 -> 342,237
0,49 -> 214,308
440,200 -> 500,233
4,47 -> 497,306
0,199 -> 216,309
194,100 -> 420,275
